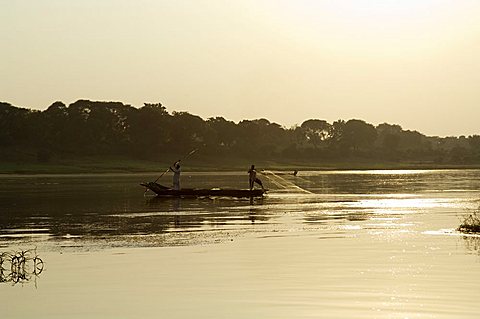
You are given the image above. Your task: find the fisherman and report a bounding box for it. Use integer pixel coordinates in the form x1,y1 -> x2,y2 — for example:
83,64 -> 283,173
248,164 -> 264,190
170,160 -> 181,190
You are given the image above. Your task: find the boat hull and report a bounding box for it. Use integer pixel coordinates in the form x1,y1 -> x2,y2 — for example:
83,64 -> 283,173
141,182 -> 266,198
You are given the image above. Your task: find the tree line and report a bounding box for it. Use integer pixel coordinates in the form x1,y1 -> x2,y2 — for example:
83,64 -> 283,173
1,100 -> 480,165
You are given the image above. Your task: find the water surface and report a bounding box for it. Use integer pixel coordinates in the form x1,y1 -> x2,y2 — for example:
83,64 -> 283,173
1,170 -> 479,318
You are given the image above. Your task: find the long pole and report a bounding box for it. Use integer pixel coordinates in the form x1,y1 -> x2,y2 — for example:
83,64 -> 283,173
153,167 -> 170,184
153,148 -> 198,183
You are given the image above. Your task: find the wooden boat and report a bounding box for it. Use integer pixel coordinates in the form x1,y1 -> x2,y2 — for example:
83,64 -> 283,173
141,182 -> 267,198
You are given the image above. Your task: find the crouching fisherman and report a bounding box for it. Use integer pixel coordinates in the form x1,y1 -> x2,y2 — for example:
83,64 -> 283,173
248,164 -> 264,191
170,160 -> 181,190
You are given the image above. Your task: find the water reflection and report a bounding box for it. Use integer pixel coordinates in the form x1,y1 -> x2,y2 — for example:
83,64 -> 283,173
0,249 -> 44,286
1,171 -> 480,249
2,171 -> 480,319
462,235 -> 480,255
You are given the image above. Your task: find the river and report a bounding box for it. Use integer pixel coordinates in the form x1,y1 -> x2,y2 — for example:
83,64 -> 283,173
1,170 -> 479,318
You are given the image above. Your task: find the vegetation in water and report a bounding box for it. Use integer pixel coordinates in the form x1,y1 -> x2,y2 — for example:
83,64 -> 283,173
458,209 -> 480,234
0,248 -> 44,285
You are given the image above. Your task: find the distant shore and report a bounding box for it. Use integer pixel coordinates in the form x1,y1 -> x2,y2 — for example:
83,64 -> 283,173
1,156 -> 480,174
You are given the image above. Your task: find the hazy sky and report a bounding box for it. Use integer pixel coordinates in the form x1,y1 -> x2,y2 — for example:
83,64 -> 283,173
1,0 -> 480,136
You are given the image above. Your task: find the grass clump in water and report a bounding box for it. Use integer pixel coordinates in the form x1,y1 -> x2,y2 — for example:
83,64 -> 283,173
458,210 -> 480,234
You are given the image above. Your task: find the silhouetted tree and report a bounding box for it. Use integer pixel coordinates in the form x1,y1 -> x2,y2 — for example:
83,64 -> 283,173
1,100 -> 480,166
205,117 -> 238,154
300,119 -> 332,149
170,111 -> 207,153
127,103 -> 171,158
338,119 -> 377,153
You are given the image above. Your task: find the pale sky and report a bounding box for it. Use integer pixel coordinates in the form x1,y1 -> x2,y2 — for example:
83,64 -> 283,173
1,0 -> 480,137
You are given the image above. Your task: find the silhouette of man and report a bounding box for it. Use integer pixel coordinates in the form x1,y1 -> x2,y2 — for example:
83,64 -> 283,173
248,164 -> 264,190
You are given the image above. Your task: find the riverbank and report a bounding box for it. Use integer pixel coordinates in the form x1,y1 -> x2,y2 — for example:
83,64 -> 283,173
1,155 -> 480,174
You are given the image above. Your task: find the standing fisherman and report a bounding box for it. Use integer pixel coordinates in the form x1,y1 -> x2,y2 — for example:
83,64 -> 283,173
170,160 -> 181,190
248,164 -> 264,191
